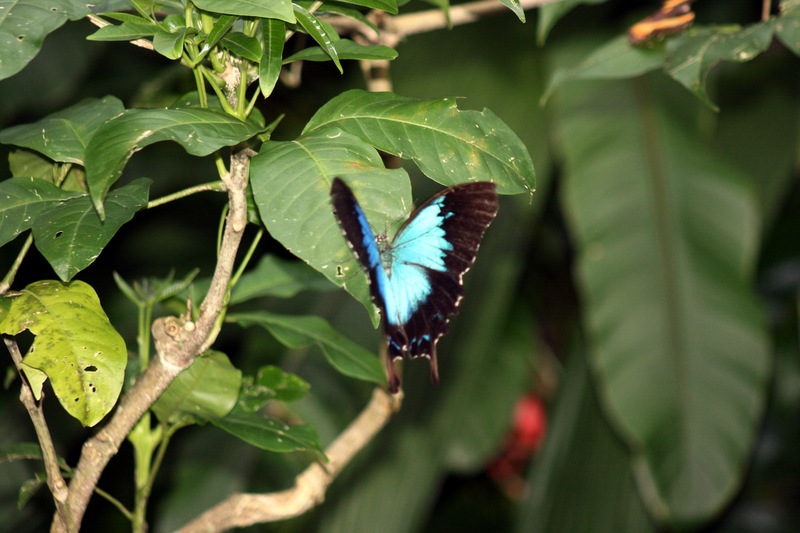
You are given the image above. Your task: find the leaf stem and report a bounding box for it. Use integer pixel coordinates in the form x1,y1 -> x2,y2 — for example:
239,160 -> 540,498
0,233 -> 33,294
146,181 -> 225,210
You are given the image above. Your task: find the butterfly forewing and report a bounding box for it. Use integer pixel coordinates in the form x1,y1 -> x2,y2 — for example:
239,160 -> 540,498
330,178 -> 498,392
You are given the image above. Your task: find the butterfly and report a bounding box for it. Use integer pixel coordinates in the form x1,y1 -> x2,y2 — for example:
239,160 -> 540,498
330,177 -> 499,393
628,0 -> 695,45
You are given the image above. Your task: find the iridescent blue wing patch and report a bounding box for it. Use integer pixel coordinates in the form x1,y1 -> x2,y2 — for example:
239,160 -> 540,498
330,177 -> 498,392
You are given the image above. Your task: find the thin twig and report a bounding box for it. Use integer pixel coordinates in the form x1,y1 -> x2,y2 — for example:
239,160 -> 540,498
3,338 -> 71,527
175,388 -> 402,533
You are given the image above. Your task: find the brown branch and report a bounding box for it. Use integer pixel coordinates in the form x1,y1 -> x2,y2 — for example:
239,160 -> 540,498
3,338 -> 70,525
175,388 -> 402,533
50,151 -> 253,533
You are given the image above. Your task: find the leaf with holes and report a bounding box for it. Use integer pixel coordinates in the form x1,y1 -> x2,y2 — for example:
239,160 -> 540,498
0,280 -> 127,427
0,177 -> 83,248
32,178 -> 151,281
0,0 -> 90,81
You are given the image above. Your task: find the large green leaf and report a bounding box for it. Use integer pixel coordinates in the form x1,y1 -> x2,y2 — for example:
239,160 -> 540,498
250,128 -> 410,320
231,311 -> 386,385
293,4 -> 342,73
152,350 -> 242,425
0,177 -> 83,247
191,0 -> 294,22
516,352 -> 656,533
32,178 -> 151,281
0,280 -> 127,427
0,0 -> 90,81
84,107 -> 262,216
0,96 -> 125,164
304,90 -> 535,194
557,78 -> 769,525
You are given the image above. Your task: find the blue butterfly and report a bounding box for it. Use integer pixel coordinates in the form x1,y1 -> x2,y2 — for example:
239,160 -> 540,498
330,177 -> 498,392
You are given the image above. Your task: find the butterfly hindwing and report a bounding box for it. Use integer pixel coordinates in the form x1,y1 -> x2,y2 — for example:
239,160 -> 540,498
330,178 -> 498,392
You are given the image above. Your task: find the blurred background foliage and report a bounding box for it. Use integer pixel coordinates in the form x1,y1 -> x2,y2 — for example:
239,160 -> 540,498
2,0 -> 800,532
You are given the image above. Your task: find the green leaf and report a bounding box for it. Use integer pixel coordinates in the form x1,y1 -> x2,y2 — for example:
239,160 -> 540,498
664,21 -> 776,110
303,89 -> 535,194
516,352 -> 656,533
542,35 -> 665,102
495,0 -> 525,22
32,178 -> 151,281
232,311 -> 386,385
192,0 -> 295,22
231,254 -> 334,304
211,409 -> 323,454
8,150 -> 86,191
536,0 -> 606,44
317,0 -> 398,14
152,350 -> 242,425
284,38 -> 398,63
557,79 -> 769,525
250,130 -> 410,320
775,9 -> 800,55
84,107 -> 261,216
238,365 -> 310,413
0,280 -> 127,427
259,19 -> 285,98
221,31 -> 261,62
0,0 -> 90,81
0,96 -> 126,164
199,14 -> 236,61
18,474 -> 45,510
86,16 -> 158,41
152,25 -> 186,60
0,177 -> 83,247
293,4 -> 342,73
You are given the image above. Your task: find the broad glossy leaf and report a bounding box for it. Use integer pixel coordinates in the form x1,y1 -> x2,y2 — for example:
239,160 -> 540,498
192,0 -> 294,22
664,22 -> 776,110
0,177 -> 83,247
152,350 -> 242,424
293,4 -> 342,73
0,280 -> 127,427
0,96 -> 125,164
211,409 -> 323,454
84,107 -> 261,215
284,39 -> 397,63
0,0 -> 90,81
32,178 -> 151,281
259,19 -> 285,98
231,255 -> 333,304
558,79 -> 769,525
250,128 -> 409,319
232,311 -> 386,385
516,352 -> 656,533
303,90 -> 535,193
542,35 -> 665,102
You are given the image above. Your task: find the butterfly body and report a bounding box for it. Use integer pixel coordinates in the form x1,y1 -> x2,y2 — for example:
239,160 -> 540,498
330,177 -> 498,392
